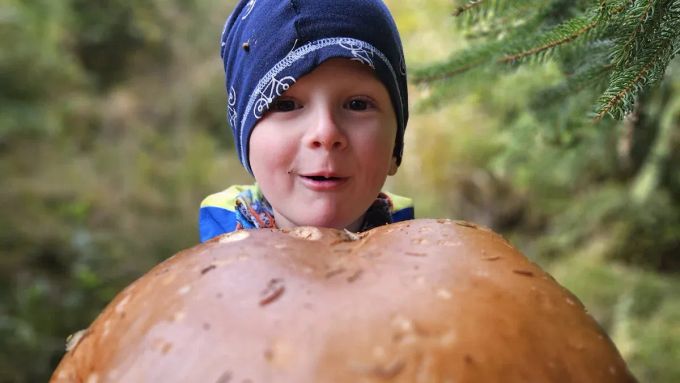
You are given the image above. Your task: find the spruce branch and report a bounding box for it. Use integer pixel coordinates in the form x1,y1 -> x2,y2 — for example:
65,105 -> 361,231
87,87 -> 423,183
595,11 -> 678,120
414,60 -> 486,82
500,13 -> 599,63
595,60 -> 655,121
598,0 -> 638,17
611,0 -> 663,67
418,0 -> 679,120
413,10 -> 547,83
460,7 -> 543,40
636,0 -> 656,23
412,39 -> 505,83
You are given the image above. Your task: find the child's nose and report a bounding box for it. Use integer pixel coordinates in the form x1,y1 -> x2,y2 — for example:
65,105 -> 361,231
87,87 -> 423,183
305,107 -> 348,151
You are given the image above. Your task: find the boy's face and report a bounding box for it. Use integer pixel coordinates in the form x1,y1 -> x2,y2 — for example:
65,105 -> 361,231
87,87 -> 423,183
249,58 -> 398,231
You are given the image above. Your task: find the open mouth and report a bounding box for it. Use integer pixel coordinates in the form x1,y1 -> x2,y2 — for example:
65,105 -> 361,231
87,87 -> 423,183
299,174 -> 349,190
304,175 -> 342,181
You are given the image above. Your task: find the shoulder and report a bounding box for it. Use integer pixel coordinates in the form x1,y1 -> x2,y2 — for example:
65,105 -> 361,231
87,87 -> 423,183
200,184 -> 260,210
383,191 -> 415,222
199,184 -> 260,242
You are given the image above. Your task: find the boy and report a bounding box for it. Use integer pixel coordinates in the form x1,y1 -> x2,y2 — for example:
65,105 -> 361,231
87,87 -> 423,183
199,0 -> 414,242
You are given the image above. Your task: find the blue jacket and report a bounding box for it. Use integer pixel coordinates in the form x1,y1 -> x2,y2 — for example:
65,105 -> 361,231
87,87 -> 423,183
199,184 -> 414,243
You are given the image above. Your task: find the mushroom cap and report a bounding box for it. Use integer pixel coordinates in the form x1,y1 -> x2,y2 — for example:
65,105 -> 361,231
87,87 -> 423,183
51,219 -> 636,382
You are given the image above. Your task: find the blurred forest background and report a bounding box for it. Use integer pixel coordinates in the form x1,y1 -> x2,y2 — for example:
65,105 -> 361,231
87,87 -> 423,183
1,0 -> 678,381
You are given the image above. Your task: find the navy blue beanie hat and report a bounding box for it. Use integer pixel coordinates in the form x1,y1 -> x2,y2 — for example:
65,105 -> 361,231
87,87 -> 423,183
221,0 -> 409,174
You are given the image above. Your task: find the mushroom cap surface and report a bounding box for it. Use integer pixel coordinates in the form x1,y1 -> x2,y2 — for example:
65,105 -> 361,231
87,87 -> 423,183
51,219 -> 636,383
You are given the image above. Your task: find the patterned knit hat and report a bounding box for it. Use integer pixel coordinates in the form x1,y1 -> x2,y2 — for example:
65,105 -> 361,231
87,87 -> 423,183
221,0 -> 409,174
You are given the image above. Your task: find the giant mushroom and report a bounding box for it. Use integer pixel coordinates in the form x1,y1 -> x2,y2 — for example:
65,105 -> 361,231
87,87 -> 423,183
51,219 -> 636,382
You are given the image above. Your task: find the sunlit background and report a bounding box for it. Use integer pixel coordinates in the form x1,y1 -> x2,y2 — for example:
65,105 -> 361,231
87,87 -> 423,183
1,0 -> 678,381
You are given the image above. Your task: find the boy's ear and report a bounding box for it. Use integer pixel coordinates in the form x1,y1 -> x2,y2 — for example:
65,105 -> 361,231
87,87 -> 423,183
388,157 -> 399,176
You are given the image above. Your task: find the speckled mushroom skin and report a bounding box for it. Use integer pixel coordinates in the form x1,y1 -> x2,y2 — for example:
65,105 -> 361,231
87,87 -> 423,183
51,219 -> 637,383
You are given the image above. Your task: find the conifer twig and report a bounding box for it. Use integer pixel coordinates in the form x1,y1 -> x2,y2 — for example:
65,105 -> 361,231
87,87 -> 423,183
616,0 -> 656,65
598,0 -> 633,17
500,20 -> 598,63
596,8 -> 677,122
413,60 -> 487,83
637,0 -> 656,23
414,16 -> 596,83
594,58 -> 656,121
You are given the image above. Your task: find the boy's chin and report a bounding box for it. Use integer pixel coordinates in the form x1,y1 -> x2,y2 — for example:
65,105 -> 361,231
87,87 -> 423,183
276,210 -> 364,232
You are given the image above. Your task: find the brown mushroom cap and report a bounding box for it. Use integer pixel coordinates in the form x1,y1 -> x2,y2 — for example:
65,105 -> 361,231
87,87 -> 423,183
51,219 -> 636,383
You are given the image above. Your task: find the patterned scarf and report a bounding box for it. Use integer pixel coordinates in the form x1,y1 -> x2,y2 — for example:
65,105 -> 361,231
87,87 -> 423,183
234,189 -> 277,230
234,189 -> 393,232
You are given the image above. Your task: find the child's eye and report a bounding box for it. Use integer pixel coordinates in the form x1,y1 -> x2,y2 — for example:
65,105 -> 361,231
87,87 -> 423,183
346,98 -> 373,111
270,98 -> 300,112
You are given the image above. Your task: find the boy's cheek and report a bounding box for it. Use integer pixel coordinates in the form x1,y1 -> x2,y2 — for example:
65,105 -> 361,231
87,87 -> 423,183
250,135 -> 298,170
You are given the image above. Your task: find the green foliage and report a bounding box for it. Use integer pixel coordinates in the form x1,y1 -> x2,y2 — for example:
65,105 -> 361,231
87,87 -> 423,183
0,0 -> 677,381
0,1 -> 248,381
406,0 -> 680,272
414,0 -> 680,120
69,0 -> 168,89
550,252 -> 680,382
0,1 -> 84,140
